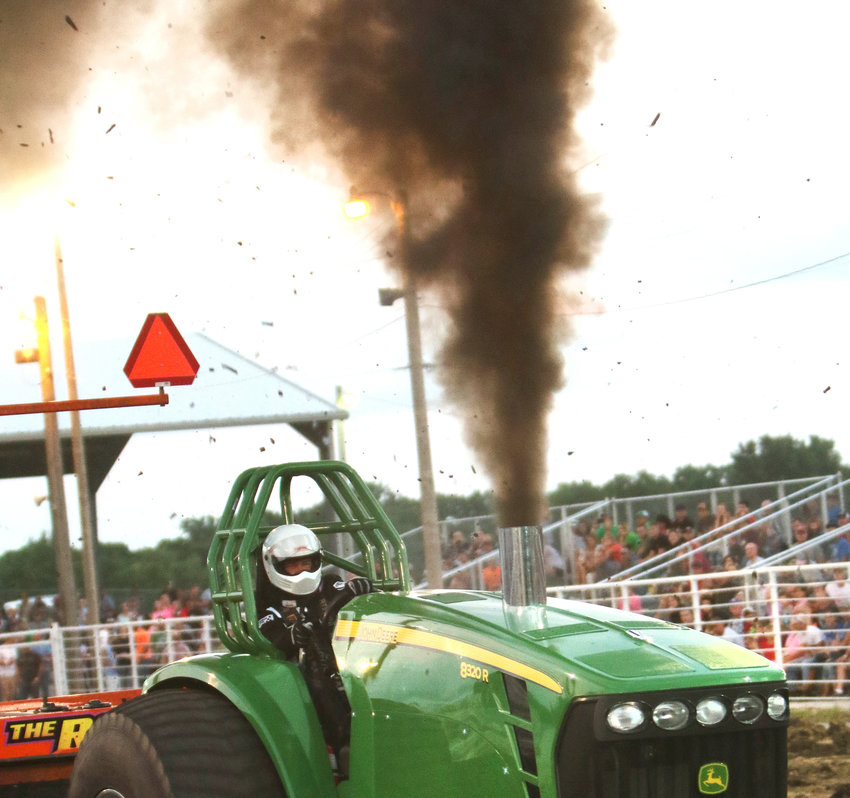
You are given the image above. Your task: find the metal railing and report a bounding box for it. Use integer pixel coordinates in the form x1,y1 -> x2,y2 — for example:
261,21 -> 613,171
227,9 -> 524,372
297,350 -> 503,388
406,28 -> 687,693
415,475 -> 848,592
603,474 -> 843,534
402,474 -> 843,587
434,501 -> 610,591
401,500 -> 599,585
611,476 -> 850,582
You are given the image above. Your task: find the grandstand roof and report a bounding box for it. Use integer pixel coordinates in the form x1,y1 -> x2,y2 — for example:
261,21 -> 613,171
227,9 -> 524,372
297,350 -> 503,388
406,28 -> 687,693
0,332 -> 345,489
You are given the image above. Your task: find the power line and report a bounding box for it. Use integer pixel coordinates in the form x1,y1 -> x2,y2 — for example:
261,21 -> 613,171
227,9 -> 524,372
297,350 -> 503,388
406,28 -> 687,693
570,249 -> 850,316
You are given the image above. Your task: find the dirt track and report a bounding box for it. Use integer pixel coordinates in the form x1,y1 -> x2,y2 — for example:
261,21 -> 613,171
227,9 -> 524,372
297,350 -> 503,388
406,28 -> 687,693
789,705 -> 850,798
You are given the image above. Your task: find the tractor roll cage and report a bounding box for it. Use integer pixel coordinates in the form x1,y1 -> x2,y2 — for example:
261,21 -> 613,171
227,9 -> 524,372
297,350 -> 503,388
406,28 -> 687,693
207,460 -> 412,656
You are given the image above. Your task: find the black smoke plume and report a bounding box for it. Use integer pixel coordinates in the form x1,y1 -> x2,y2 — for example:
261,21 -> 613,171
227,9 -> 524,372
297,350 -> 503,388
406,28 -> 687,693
211,1 -> 612,525
2,0 -> 611,526
0,0 -> 106,192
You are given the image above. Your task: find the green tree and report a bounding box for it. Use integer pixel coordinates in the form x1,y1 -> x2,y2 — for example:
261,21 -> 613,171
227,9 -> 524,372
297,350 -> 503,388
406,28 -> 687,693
728,435 -> 845,485
438,491 -> 495,523
151,539 -> 206,588
95,518 -> 216,598
360,483 -> 419,532
671,464 -> 729,493
547,480 -> 606,508
97,542 -> 135,589
179,515 -> 218,555
602,471 -> 672,500
0,535 -> 56,602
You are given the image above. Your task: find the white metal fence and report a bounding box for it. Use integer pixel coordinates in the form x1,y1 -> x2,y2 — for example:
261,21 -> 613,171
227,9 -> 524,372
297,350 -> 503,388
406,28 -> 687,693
0,615 -> 223,698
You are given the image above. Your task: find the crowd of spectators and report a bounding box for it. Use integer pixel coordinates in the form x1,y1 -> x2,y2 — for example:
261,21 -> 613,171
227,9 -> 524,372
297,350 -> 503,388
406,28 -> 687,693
442,529 -> 504,591
436,494 -> 850,697
87,585 -> 214,693
441,526 -> 568,592
0,584 -> 213,700
567,495 -> 850,696
0,594 -> 63,702
572,496 -> 850,584
694,573 -> 850,697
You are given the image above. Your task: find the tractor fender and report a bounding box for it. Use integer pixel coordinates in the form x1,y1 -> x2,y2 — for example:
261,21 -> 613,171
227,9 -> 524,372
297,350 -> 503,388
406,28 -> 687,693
144,652 -> 337,798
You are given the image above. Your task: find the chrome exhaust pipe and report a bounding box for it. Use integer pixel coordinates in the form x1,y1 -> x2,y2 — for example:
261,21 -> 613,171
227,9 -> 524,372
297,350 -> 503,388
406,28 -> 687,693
498,525 -> 546,607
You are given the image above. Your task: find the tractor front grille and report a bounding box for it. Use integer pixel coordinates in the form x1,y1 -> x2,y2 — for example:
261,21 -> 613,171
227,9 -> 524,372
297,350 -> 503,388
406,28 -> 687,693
555,690 -> 787,798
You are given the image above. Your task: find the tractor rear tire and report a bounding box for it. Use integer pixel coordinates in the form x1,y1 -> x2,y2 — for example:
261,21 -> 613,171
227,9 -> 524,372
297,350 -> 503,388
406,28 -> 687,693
68,688 -> 286,798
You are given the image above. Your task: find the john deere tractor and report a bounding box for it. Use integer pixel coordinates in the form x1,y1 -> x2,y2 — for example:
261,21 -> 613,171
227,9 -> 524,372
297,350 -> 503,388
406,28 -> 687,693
69,461 -> 788,797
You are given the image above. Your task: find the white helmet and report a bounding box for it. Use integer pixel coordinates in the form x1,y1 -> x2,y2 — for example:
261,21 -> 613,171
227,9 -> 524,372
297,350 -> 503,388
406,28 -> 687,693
261,524 -> 323,595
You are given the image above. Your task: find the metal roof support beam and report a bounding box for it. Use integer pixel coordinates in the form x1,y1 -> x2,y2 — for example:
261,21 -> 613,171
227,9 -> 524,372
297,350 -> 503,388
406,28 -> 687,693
291,419 -> 334,461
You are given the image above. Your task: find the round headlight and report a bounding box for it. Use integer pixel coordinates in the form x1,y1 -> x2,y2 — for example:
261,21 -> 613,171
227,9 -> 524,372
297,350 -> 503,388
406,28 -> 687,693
732,694 -> 764,724
696,697 -> 727,726
652,700 -> 690,731
607,702 -> 646,733
766,692 -> 788,721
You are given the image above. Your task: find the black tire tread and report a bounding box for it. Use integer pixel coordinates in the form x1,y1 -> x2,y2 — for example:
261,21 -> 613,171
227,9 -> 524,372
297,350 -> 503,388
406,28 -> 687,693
70,688 -> 285,798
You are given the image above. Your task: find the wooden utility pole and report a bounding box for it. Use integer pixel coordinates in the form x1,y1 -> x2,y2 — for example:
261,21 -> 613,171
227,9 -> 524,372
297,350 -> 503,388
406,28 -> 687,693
55,237 -> 100,624
33,296 -> 78,626
349,187 -> 443,588
392,194 -> 442,590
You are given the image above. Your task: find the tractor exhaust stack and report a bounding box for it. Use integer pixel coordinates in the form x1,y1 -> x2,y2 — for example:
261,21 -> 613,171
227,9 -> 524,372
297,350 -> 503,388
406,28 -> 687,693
498,525 -> 547,607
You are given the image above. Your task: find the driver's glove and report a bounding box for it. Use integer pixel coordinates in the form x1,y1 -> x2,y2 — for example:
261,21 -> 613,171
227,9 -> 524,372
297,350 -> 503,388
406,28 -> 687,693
291,619 -> 315,648
346,577 -> 373,597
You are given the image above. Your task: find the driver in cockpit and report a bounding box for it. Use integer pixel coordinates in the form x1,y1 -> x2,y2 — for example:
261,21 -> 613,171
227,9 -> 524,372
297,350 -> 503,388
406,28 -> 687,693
257,523 -> 372,658
256,524 -> 372,774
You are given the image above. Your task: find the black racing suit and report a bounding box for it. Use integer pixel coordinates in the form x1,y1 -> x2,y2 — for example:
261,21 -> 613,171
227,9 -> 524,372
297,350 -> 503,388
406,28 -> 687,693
256,571 -> 371,761
257,573 -> 350,658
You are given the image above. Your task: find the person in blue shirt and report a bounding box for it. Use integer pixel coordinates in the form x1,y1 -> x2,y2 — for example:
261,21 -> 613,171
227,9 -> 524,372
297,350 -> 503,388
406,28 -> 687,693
833,536 -> 850,562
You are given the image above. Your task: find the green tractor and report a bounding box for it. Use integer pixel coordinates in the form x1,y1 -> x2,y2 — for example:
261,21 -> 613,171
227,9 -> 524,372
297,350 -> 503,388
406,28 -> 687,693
69,461 -> 788,797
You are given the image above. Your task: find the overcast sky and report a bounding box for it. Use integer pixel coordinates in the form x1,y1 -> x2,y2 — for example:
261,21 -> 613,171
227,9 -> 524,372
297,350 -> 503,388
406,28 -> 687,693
1,1 -> 849,555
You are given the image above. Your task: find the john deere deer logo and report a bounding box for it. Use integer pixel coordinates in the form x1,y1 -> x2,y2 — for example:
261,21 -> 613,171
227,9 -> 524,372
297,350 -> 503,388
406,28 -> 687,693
698,762 -> 729,794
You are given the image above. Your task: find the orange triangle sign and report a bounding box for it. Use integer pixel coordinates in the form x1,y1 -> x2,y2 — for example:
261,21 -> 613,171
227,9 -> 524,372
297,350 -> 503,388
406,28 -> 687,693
124,313 -> 200,388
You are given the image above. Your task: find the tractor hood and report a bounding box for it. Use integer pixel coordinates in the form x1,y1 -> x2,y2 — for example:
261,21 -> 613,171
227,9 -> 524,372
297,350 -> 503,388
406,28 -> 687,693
333,589 -> 785,698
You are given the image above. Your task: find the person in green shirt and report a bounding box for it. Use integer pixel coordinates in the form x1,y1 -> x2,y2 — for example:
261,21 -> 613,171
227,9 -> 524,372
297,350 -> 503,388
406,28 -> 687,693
594,513 -> 615,541
617,522 -> 642,554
